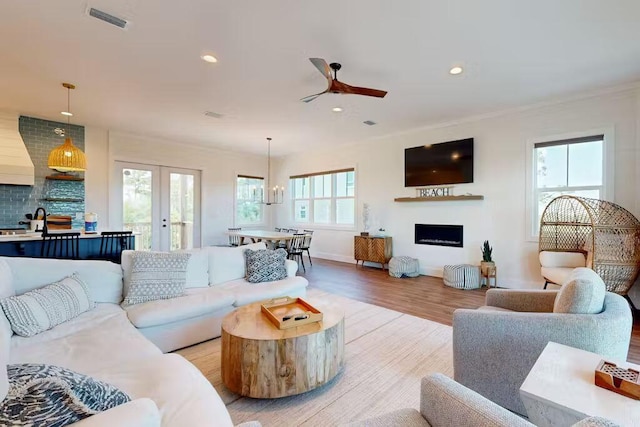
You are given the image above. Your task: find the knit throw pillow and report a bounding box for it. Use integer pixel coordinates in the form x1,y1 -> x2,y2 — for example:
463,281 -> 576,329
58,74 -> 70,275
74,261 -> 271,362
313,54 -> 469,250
553,267 -> 606,314
0,363 -> 130,426
122,251 -> 191,306
0,274 -> 95,337
244,248 -> 288,283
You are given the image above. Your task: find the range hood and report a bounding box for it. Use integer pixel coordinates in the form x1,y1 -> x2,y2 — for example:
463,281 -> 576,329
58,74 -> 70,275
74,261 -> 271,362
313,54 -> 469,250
0,112 -> 34,186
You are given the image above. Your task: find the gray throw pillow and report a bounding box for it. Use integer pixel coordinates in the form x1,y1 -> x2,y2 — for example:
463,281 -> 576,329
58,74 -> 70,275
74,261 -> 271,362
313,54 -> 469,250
244,248 -> 288,283
0,363 -> 130,425
553,267 -> 606,314
0,274 -> 95,337
122,251 -> 191,306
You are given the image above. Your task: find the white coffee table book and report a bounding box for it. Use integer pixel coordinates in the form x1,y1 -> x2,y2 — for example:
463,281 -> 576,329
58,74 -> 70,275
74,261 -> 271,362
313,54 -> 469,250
519,342 -> 640,427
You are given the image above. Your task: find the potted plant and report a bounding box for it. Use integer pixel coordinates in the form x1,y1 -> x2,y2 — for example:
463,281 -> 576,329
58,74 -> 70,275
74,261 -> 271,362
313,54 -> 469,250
481,240 -> 494,275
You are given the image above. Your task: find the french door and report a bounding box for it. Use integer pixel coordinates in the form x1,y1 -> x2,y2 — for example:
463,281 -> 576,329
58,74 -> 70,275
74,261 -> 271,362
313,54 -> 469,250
115,161 -> 201,251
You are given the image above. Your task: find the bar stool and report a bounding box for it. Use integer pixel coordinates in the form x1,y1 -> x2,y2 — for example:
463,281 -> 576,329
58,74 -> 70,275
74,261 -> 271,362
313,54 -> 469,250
99,231 -> 133,264
41,232 -> 81,259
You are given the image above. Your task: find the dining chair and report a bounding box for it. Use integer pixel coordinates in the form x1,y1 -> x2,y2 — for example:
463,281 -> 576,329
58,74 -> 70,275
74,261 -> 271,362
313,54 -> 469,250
228,227 -> 242,247
287,233 -> 306,272
41,231 -> 81,259
302,229 -> 314,266
98,231 -> 133,264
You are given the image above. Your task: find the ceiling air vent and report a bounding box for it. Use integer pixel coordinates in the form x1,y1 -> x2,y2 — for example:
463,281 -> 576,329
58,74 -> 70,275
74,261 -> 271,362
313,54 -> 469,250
363,120 -> 377,126
204,111 -> 224,119
87,7 -> 129,29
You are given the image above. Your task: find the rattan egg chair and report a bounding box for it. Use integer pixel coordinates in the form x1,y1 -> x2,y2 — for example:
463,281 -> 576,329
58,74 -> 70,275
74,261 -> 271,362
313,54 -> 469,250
538,195 -> 640,295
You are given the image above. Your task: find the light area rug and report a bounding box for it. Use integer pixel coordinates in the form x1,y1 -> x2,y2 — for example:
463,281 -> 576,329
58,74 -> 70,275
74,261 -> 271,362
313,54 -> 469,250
176,288 -> 454,426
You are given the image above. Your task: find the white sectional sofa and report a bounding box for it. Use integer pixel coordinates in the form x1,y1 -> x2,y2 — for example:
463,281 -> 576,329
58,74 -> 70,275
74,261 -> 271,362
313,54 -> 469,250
0,242 -> 308,426
121,242 -> 308,352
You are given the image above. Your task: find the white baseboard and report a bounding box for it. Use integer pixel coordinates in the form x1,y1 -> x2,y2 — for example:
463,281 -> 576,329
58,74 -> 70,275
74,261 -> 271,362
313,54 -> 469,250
313,252 -> 357,264
312,253 -> 543,290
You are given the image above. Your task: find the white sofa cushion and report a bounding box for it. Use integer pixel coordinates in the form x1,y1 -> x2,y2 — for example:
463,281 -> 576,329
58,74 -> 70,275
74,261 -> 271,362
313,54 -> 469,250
0,310 -> 9,402
10,304 -> 161,372
541,267 -> 574,285
71,398 -> 160,427
0,259 -> 14,299
1,274 -> 95,337
554,267 -> 606,314
123,252 -> 191,306
0,257 -> 123,304
124,287 -> 235,329
175,249 -> 209,288
219,276 -> 309,306
539,251 -> 587,268
208,242 -> 267,286
94,354 -> 234,427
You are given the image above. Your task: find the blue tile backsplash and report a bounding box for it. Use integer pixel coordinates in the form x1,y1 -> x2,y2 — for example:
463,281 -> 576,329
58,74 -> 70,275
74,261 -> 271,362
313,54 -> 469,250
0,116 -> 85,228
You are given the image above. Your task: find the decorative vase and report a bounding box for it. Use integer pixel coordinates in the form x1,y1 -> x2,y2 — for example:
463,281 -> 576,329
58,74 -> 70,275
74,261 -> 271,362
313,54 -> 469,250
480,261 -> 495,275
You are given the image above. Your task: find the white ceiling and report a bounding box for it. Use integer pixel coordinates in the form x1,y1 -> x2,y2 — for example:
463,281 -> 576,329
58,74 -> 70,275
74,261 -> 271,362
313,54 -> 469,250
1,0 -> 640,156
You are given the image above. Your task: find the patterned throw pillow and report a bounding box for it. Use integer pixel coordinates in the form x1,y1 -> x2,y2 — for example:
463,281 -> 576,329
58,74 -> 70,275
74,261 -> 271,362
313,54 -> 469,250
0,274 -> 95,337
0,363 -> 130,426
122,251 -> 191,306
244,248 -> 288,283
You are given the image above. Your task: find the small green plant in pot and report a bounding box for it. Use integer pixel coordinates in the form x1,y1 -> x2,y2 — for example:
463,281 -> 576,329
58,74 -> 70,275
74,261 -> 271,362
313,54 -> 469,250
480,240 -> 495,275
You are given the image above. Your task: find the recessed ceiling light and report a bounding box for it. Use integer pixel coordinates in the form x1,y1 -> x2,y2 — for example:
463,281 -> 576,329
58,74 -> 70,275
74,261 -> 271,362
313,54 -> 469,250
201,54 -> 218,63
449,66 -> 463,75
332,107 -> 343,113
61,111 -> 73,116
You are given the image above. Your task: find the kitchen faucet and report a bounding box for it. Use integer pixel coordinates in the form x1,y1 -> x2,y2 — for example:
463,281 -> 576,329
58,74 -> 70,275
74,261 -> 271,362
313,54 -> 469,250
33,207 -> 48,234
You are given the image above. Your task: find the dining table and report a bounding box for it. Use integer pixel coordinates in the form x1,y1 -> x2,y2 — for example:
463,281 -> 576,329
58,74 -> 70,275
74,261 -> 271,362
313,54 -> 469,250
226,230 -> 301,246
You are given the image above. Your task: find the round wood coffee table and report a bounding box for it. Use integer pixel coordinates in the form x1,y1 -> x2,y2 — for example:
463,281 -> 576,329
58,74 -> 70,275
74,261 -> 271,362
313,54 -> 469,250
221,298 -> 345,398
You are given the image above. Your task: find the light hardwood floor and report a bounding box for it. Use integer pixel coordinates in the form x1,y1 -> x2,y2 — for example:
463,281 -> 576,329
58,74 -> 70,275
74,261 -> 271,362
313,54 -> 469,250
296,257 -> 640,364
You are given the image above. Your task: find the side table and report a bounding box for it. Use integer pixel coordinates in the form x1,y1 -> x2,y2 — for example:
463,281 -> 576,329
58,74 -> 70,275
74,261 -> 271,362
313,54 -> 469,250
481,265 -> 497,288
519,342 -> 640,426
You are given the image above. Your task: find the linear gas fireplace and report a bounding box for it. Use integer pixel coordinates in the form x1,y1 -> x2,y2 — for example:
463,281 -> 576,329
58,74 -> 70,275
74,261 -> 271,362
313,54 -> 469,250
415,224 -> 463,248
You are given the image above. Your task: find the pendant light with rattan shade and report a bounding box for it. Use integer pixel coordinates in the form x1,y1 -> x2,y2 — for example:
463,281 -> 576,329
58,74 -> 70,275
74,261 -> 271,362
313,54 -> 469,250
48,83 -> 86,172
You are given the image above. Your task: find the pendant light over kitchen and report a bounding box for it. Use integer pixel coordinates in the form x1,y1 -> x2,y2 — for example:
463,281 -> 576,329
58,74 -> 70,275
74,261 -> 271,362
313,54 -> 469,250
48,83 -> 87,172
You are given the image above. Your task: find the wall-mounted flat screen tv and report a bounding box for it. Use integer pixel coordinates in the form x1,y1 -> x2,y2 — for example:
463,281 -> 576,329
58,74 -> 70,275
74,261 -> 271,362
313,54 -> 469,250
404,138 -> 474,187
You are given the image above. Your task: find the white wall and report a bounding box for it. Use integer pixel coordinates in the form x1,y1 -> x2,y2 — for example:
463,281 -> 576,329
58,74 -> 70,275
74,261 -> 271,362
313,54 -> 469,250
85,130 -> 268,246
274,89 -> 640,289
84,126 -> 109,226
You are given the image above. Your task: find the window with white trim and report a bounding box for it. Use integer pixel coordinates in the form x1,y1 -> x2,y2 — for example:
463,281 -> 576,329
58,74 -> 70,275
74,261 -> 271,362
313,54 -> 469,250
532,135 -> 604,235
290,169 -> 355,226
236,175 -> 264,225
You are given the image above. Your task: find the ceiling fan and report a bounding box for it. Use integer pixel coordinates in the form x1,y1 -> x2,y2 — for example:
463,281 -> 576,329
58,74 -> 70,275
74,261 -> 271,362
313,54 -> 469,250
301,58 -> 388,103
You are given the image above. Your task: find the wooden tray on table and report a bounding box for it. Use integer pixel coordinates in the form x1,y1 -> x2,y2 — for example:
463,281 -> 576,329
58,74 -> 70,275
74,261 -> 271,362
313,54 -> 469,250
261,296 -> 323,329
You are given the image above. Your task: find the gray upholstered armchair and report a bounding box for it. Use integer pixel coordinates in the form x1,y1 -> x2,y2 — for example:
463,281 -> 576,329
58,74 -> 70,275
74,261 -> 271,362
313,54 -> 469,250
347,373 -> 619,427
453,269 -> 632,416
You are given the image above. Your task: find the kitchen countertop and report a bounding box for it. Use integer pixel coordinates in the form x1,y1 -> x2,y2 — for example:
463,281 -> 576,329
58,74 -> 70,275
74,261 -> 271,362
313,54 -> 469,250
0,231 -> 138,243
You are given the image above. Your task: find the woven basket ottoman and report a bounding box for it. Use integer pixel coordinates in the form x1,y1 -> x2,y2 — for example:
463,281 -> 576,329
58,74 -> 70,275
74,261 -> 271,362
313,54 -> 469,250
388,256 -> 420,278
443,264 -> 481,289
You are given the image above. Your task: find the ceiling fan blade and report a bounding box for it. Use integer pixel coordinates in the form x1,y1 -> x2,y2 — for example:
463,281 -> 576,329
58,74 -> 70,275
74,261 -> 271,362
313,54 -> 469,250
309,58 -> 333,84
340,83 -> 387,98
300,90 -> 327,103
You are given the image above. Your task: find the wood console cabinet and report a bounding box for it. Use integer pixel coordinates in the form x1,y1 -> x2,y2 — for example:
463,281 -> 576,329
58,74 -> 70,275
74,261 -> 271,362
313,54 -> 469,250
354,236 -> 392,269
